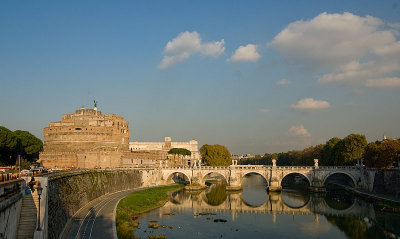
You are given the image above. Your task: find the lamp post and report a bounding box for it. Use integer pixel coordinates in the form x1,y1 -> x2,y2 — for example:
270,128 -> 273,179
36,184 -> 43,231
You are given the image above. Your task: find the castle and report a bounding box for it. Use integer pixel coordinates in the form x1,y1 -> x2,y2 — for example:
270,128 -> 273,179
39,105 -> 199,169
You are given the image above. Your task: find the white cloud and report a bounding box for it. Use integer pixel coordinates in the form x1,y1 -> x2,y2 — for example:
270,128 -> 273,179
159,31 -> 225,69
276,78 -> 291,86
259,109 -> 270,113
200,39 -> 225,56
287,125 -> 311,137
365,77 -> 400,88
318,60 -> 400,85
374,41 -> 400,57
228,44 -> 261,62
271,12 -> 395,66
270,12 -> 400,88
291,98 -> 330,110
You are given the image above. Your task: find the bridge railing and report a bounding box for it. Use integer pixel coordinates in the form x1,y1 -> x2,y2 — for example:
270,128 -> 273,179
318,166 -> 359,170
160,165 -> 361,170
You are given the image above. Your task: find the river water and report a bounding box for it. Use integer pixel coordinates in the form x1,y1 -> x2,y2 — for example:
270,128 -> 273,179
134,174 -> 399,238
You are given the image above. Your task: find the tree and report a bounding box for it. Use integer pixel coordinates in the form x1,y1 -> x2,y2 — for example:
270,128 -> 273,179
0,126 -> 14,165
168,148 -> 191,165
364,140 -> 400,169
277,152 -> 291,166
321,137 -> 341,166
12,130 -> 43,161
200,144 -> 231,166
333,134 -> 367,166
0,126 -> 43,166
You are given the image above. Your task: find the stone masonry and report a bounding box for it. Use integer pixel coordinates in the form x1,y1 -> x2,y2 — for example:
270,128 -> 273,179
39,107 -> 129,169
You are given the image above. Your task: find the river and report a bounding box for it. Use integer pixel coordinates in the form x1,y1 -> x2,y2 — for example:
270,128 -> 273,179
134,174 -> 400,238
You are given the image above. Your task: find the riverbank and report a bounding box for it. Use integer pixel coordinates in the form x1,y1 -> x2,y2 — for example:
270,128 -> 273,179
337,184 -> 400,211
116,184 -> 184,239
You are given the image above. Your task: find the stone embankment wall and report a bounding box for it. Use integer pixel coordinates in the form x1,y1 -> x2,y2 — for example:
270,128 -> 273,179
372,169 -> 400,199
47,170 -> 143,239
0,179 -> 25,239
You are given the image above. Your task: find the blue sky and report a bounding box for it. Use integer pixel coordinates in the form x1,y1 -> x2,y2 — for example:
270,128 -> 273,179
1,1 -> 400,154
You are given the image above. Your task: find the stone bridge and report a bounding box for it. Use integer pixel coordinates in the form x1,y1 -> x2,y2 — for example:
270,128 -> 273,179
158,160 -> 363,192
157,190 -> 375,221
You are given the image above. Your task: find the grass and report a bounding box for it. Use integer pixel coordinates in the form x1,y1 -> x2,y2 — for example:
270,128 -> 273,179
116,184 -> 184,239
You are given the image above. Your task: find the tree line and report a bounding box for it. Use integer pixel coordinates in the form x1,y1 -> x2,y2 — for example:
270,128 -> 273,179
241,134 -> 400,169
0,126 -> 43,166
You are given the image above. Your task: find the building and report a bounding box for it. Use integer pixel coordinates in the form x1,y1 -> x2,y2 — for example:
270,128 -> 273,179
39,106 -> 200,168
39,106 -> 129,169
126,137 -> 200,167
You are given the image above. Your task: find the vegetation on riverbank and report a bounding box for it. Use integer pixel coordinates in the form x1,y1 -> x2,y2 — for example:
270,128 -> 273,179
116,184 -> 184,239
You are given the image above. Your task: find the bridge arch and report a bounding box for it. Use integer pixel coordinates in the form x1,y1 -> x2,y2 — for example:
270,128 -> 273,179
202,171 -> 228,185
323,171 -> 357,187
165,171 -> 191,184
240,172 -> 268,186
241,173 -> 269,207
280,172 -> 311,189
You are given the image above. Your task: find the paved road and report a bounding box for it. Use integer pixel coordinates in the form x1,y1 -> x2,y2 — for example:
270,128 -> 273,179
65,189 -> 141,239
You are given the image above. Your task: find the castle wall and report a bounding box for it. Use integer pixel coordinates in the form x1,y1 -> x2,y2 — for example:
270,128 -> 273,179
39,108 -> 129,169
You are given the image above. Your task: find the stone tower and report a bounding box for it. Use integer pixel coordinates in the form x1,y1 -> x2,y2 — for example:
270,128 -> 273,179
39,107 -> 130,169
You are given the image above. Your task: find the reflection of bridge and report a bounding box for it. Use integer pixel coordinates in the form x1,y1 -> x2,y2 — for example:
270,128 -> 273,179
158,160 -> 364,191
157,190 -> 375,221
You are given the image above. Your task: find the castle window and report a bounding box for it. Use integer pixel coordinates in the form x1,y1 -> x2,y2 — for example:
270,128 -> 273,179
75,128 -> 82,130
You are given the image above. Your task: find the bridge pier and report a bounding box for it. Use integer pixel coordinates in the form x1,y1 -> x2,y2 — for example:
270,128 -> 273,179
310,165 -> 327,193
268,183 -> 282,192
268,159 -> 282,192
309,186 -> 326,193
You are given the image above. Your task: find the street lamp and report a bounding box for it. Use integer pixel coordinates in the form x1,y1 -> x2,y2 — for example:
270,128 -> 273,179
36,184 -> 43,231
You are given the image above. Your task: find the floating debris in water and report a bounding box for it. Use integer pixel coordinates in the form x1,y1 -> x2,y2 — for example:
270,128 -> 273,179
163,212 -> 175,216
148,224 -> 160,229
149,219 -> 158,223
214,219 -> 227,223
148,234 -> 166,239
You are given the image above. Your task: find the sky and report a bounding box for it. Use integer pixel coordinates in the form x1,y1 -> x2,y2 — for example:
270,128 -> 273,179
1,1 -> 400,155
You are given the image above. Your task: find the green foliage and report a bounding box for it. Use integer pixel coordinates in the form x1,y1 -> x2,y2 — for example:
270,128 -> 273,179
240,153 -> 273,165
200,144 -> 231,166
13,130 -> 43,160
321,137 -> 341,166
333,134 -> 367,166
116,185 -> 184,239
275,145 -> 322,166
0,126 -> 43,165
168,148 -> 191,157
240,134 -> 370,167
0,126 -> 16,165
205,183 -> 227,206
364,139 -> 400,169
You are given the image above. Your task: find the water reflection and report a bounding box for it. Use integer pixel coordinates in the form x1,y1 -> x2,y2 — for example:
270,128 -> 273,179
281,191 -> 310,208
203,182 -> 227,206
135,174 -> 399,239
241,173 -> 268,207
